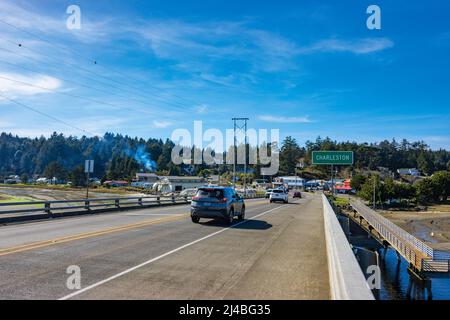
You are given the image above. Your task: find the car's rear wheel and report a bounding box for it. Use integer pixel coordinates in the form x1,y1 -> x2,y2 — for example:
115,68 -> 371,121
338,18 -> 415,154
191,215 -> 200,223
227,209 -> 234,224
238,206 -> 245,221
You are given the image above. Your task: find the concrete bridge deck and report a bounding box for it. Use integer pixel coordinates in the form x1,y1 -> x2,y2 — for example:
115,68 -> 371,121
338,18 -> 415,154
0,194 -> 332,300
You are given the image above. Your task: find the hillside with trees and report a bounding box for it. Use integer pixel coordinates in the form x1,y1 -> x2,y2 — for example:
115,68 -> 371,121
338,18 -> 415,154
0,132 -> 449,186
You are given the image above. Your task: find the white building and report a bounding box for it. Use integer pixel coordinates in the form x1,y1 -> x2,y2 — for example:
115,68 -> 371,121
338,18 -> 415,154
277,176 -> 305,188
153,176 -> 207,193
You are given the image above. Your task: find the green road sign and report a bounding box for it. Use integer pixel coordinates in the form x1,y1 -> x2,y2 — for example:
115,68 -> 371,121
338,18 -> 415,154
312,151 -> 354,165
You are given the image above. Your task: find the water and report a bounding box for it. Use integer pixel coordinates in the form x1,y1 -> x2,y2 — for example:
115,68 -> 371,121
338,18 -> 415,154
377,248 -> 450,300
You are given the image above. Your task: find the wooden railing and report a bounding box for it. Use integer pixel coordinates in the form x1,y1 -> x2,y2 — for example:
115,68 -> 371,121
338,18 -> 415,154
350,199 -> 433,270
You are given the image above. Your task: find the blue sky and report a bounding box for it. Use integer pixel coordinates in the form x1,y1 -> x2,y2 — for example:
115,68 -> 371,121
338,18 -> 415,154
0,0 -> 449,149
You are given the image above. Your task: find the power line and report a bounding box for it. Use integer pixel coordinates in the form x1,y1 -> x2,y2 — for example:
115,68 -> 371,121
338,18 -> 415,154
0,42 -> 189,110
0,74 -> 160,116
0,18 -> 203,108
0,92 -> 95,136
0,57 -> 181,110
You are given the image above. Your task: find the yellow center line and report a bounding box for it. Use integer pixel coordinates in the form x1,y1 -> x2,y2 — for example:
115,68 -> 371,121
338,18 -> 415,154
0,214 -> 188,257
0,198 -> 270,257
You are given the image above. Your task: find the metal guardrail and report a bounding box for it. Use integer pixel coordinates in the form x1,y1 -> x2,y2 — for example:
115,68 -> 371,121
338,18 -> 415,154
350,199 -> 433,270
0,193 -> 265,217
0,195 -> 191,216
322,195 -> 375,300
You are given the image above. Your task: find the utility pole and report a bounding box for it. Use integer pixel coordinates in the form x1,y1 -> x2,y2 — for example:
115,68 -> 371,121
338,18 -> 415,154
373,176 -> 376,210
232,118 -> 249,193
85,160 -> 94,199
331,164 -> 334,195
86,170 -> 90,199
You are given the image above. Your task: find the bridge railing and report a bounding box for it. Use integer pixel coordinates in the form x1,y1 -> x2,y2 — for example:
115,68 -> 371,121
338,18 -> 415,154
350,199 -> 433,269
0,195 -> 191,216
0,193 -> 265,218
322,194 -> 375,300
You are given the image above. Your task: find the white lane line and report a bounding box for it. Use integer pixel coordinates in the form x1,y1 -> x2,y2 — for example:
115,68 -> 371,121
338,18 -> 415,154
59,204 -> 289,300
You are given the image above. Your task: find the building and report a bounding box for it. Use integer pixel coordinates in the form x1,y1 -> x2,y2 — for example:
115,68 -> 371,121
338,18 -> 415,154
207,175 -> 221,185
276,176 -> 306,189
335,179 -> 353,194
135,173 -> 159,183
397,168 -> 420,176
252,179 -> 270,189
4,175 -> 21,184
104,180 -> 129,187
154,176 -> 207,193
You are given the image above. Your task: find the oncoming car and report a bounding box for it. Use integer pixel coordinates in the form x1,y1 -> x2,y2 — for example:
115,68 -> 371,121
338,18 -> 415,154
190,187 -> 245,224
269,189 -> 289,203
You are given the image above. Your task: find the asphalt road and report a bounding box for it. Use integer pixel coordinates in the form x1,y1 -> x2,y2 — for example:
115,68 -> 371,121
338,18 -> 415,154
0,193 -> 329,300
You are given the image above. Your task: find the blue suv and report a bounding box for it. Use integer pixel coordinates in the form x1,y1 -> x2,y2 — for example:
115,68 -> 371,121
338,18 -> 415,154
191,187 -> 245,224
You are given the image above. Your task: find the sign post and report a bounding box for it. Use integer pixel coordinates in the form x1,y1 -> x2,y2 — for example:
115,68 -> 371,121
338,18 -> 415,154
312,151 -> 354,194
84,160 -> 94,199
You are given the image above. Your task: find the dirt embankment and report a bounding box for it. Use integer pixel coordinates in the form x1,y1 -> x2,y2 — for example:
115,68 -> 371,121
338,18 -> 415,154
381,204 -> 450,252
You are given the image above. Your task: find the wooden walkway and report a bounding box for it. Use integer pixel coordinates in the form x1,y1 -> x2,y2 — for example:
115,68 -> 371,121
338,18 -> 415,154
350,199 -> 450,273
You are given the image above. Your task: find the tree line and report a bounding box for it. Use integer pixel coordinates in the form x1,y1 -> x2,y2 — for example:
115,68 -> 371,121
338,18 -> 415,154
0,132 -> 449,186
352,171 -> 450,206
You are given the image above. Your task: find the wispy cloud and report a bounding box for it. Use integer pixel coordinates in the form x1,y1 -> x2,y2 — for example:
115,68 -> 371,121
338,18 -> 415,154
258,115 -> 312,123
152,120 -> 172,128
303,38 -> 394,54
0,1 -> 112,44
0,72 -> 62,98
194,104 -> 208,114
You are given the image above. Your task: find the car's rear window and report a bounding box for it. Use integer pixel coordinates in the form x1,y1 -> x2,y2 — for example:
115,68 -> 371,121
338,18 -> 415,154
196,189 -> 224,199
273,190 -> 284,193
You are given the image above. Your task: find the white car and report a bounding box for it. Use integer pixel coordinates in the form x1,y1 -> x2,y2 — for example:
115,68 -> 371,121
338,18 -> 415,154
265,189 -> 275,198
269,189 -> 288,203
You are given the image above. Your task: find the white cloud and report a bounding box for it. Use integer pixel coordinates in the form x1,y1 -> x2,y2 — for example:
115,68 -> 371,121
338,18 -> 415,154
195,104 -> 208,114
0,72 -> 62,98
0,1 -> 112,44
0,115 -> 129,137
152,120 -> 172,128
258,115 -> 312,123
303,38 -> 394,54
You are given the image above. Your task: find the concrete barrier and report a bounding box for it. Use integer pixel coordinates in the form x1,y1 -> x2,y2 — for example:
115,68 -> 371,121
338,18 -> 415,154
322,194 -> 375,300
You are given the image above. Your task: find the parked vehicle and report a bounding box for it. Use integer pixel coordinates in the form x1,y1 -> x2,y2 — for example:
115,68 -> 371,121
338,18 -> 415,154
293,191 -> 302,199
190,187 -> 245,224
269,189 -> 289,203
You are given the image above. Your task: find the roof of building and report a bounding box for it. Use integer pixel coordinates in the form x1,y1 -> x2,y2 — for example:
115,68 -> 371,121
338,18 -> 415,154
161,176 -> 206,181
136,173 -> 158,177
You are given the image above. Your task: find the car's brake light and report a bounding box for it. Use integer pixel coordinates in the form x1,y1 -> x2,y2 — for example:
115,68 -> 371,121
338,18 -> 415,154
192,196 -> 199,201
219,197 -> 227,203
